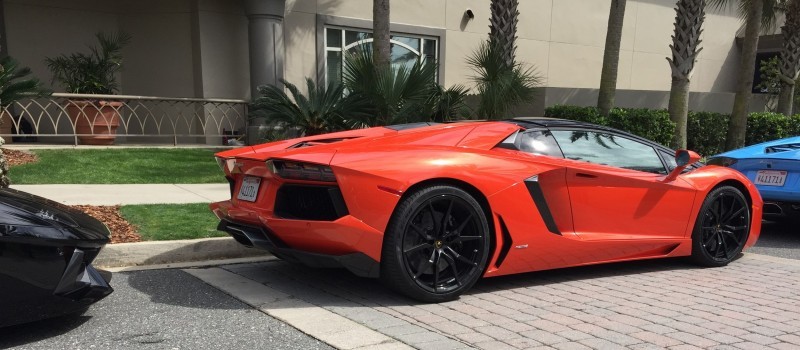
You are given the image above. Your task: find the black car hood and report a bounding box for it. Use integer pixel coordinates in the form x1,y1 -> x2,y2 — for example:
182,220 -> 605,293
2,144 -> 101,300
0,188 -> 110,243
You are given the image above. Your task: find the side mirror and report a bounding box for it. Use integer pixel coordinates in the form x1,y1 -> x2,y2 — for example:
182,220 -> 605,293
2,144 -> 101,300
665,149 -> 701,182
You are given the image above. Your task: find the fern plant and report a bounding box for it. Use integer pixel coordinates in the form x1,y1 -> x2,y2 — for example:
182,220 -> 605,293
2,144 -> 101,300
45,31 -> 131,94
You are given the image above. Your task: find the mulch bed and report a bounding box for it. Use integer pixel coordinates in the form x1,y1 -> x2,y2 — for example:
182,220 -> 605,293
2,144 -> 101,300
2,149 -> 140,243
70,205 -> 142,244
3,149 -> 39,167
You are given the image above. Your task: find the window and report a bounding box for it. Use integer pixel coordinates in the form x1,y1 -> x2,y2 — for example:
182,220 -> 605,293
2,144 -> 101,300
324,27 -> 439,85
550,130 -> 667,174
504,129 -> 564,158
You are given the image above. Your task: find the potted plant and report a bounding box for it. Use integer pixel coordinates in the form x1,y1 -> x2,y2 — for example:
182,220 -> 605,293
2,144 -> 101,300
0,56 -> 50,144
45,31 -> 131,145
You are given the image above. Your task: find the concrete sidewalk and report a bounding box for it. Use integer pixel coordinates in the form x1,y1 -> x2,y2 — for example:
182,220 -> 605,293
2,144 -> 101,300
12,183 -> 229,205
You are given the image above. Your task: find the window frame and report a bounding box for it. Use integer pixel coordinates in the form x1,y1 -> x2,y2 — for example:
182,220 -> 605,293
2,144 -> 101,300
315,15 -> 446,86
323,26 -> 440,86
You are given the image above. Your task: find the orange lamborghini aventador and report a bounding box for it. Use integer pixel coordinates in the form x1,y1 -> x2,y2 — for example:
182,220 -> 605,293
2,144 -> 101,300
210,118 -> 762,302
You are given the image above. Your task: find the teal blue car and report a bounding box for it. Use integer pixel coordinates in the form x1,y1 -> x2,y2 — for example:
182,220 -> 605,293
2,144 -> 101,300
708,136 -> 800,220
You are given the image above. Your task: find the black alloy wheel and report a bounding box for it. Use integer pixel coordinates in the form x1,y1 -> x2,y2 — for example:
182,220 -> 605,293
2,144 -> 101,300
381,185 -> 490,302
691,186 -> 751,267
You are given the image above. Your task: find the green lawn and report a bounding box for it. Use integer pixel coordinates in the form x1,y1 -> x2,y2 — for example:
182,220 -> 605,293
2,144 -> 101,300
120,203 -> 226,241
11,148 -> 225,184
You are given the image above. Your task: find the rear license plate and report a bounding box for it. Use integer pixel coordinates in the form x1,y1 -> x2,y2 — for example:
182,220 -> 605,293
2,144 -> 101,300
755,170 -> 787,186
237,176 -> 261,202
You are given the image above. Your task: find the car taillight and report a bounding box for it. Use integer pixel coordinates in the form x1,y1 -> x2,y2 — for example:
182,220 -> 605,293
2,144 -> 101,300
267,160 -> 336,182
706,157 -> 738,167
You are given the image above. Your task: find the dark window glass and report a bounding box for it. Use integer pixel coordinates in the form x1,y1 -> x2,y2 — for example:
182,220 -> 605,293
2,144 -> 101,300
551,130 -> 667,174
423,39 -> 437,62
345,30 -> 372,46
660,150 -> 677,171
326,51 -> 342,85
326,28 -> 342,48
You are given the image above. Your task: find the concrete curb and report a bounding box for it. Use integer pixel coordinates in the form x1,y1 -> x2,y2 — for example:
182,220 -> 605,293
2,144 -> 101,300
95,237 -> 269,268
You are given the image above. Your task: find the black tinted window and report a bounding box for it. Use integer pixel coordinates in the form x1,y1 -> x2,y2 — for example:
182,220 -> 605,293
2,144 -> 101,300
551,130 -> 667,174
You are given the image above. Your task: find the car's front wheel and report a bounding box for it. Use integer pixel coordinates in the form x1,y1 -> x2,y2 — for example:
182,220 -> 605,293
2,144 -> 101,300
691,186 -> 751,267
381,185 -> 491,302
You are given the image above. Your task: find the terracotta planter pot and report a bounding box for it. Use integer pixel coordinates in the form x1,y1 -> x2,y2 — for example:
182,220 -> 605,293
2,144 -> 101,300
65,100 -> 122,145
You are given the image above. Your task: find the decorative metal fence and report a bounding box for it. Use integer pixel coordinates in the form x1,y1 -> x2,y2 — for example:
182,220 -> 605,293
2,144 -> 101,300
0,93 -> 248,146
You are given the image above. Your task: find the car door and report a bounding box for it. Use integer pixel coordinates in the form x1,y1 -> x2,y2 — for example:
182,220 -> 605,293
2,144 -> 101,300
549,129 -> 696,240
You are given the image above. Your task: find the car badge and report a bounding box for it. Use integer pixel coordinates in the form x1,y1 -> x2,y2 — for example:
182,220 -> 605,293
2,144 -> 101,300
36,210 -> 55,220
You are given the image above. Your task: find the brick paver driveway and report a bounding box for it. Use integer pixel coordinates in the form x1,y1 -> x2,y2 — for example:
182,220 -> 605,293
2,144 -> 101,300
213,253 -> 800,350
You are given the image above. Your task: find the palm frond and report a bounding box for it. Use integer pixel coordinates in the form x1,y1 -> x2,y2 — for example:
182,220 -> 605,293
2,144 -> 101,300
467,41 -> 540,119
708,0 -> 783,31
0,56 -> 50,107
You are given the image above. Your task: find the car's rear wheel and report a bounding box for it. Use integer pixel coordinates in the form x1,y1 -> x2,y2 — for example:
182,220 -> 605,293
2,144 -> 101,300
381,185 -> 490,302
691,186 -> 750,267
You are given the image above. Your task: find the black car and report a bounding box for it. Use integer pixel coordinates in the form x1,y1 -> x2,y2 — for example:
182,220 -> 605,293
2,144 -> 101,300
0,188 -> 113,327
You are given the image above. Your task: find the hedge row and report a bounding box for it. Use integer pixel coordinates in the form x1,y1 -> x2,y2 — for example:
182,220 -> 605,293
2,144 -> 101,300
544,105 -> 800,156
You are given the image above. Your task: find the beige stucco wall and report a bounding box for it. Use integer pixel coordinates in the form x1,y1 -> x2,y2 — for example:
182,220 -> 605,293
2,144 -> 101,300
118,0 -> 196,97
283,0 -> 746,96
4,0 -> 752,102
3,0 -> 249,99
4,0 -> 118,92
195,0 -> 250,99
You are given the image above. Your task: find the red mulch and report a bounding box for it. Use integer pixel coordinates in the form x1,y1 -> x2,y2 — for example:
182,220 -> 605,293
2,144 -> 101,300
71,205 -> 142,244
3,149 -> 39,167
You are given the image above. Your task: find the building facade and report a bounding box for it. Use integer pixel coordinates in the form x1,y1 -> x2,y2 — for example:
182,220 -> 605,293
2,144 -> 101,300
1,0 -> 775,117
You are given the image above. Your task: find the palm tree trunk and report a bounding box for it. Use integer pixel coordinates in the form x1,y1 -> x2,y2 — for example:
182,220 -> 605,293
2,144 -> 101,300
598,0 -> 627,118
490,0 -> 520,68
669,78 -> 691,149
777,83 -> 795,115
667,0 -> 706,149
725,0 -> 763,150
373,0 -> 391,71
777,0 -> 800,116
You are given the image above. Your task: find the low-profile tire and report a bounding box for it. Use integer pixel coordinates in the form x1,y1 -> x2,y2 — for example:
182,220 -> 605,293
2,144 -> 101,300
381,185 -> 491,303
691,186 -> 751,267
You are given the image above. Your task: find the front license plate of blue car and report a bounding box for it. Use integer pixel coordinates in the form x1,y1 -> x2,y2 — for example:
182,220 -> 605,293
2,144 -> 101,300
755,170 -> 787,186
237,176 -> 261,202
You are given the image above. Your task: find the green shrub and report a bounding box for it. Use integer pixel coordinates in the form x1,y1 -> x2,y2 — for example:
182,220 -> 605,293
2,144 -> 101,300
544,105 -> 605,125
788,114 -> 800,137
746,112 -> 790,145
544,105 -> 673,146
687,111 -> 729,156
545,105 -> 800,154
607,108 -> 674,147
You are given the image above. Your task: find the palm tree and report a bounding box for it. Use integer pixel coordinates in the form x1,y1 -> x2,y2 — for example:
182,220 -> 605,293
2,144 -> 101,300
710,0 -> 782,150
373,0 -> 390,70
343,49 -> 436,126
668,0 -> 707,149
467,0 -> 539,119
250,79 -> 367,136
490,0 -> 520,69
0,56 -> 49,188
777,0 -> 800,115
598,0 -> 628,118
467,41 -> 539,119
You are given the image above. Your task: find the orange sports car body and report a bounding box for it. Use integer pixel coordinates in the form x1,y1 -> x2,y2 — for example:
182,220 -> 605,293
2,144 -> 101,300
210,118 -> 762,302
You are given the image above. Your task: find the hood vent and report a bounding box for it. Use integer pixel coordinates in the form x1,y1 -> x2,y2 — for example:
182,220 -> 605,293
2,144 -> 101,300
765,143 -> 800,153
289,138 -> 355,149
